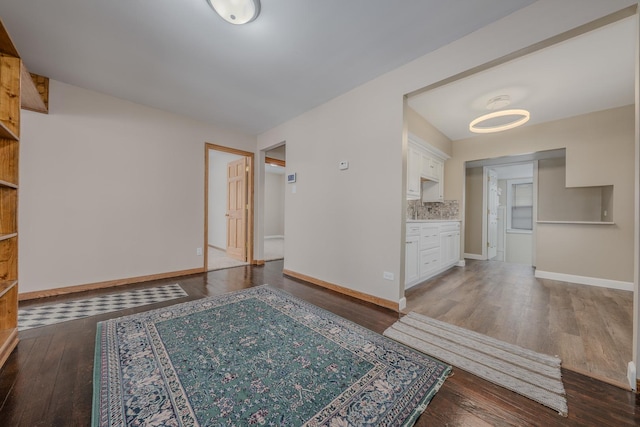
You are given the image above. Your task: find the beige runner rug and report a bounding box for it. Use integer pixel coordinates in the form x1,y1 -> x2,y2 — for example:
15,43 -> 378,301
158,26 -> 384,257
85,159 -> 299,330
384,312 -> 568,416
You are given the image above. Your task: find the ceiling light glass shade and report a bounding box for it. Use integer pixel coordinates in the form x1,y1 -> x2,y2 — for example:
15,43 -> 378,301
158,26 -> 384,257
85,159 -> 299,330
469,109 -> 530,134
207,0 -> 260,25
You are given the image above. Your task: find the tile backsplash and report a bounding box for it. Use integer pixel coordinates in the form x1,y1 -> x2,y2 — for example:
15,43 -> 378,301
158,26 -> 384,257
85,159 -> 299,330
408,199 -> 459,220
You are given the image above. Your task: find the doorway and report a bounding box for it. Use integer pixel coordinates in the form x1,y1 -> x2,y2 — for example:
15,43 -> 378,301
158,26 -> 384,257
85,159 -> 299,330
204,143 -> 254,271
483,162 -> 535,265
403,10 -> 636,387
263,145 -> 286,262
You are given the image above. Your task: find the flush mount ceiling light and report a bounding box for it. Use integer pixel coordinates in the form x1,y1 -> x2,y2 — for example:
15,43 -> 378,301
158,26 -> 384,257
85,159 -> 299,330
469,95 -> 530,134
207,0 -> 261,25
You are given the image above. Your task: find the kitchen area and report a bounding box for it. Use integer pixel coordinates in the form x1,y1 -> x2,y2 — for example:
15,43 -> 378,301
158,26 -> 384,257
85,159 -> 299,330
405,133 -> 462,289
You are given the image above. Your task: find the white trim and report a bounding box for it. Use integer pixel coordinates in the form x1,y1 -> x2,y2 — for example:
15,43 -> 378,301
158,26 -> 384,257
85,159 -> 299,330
456,260 -> 466,267
481,167 -> 488,260
407,132 -> 450,160
398,297 -> 407,311
506,229 -> 532,235
627,362 -> 637,391
534,270 -> 633,292
264,235 -> 284,240
536,221 -> 615,225
532,160 -> 538,268
464,253 -> 485,260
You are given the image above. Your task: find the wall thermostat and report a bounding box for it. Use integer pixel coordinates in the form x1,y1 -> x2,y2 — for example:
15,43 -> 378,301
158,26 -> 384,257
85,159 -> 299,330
287,173 -> 296,183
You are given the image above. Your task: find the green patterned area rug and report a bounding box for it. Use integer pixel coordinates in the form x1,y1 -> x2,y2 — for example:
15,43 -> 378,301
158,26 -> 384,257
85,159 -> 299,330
93,286 -> 451,426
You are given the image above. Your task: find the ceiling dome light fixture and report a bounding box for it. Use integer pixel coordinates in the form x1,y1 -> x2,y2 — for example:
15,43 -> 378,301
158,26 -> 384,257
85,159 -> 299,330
469,94 -> 530,134
207,0 -> 261,25
469,109 -> 530,134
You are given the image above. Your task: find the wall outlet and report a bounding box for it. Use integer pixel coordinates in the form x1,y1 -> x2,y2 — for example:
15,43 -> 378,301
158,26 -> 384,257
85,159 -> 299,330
383,271 -> 394,280
196,247 -> 203,256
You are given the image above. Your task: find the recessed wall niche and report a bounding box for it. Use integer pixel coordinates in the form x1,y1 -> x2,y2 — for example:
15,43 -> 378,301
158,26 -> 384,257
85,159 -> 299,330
537,156 -> 613,223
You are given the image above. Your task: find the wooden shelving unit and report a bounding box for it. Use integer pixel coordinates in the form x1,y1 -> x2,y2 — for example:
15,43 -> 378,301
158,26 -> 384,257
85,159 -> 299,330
0,17 -> 43,371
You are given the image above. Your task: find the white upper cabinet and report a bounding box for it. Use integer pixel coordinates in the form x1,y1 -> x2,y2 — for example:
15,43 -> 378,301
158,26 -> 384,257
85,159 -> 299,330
407,145 -> 422,200
406,133 -> 449,201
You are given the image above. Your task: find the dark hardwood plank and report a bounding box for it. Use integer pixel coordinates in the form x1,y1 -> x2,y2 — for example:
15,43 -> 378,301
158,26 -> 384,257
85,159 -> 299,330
0,261 -> 638,426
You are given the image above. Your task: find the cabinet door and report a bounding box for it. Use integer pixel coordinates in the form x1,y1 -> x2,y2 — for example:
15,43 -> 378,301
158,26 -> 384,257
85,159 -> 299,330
420,247 -> 440,278
405,235 -> 420,285
440,233 -> 450,268
452,231 -> 460,265
407,146 -> 421,199
422,154 -> 439,180
440,231 -> 460,267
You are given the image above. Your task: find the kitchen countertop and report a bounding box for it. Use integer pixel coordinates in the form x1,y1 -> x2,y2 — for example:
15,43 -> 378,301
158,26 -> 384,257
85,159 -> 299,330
407,219 -> 460,223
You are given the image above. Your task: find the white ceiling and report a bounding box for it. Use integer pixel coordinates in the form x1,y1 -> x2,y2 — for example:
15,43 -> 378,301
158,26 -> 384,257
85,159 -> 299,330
408,15 -> 637,141
0,0 -> 535,135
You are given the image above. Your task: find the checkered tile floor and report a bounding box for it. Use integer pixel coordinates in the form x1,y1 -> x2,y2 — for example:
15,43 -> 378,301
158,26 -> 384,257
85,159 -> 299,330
18,283 -> 188,331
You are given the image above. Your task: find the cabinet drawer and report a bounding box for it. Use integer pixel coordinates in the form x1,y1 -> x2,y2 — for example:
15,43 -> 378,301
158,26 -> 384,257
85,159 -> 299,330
440,222 -> 460,233
420,248 -> 440,277
406,223 -> 421,236
420,224 -> 440,250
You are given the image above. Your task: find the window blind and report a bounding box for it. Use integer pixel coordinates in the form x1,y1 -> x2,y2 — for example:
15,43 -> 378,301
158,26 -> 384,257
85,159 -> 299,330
512,182 -> 533,230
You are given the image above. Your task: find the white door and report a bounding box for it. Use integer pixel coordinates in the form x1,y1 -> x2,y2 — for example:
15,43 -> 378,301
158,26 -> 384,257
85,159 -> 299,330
487,169 -> 498,260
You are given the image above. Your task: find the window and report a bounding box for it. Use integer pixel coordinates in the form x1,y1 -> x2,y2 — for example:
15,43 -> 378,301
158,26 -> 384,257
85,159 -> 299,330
507,179 -> 533,231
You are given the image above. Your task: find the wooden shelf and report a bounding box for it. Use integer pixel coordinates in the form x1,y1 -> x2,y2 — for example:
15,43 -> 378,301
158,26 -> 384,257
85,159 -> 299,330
0,233 -> 17,242
0,280 -> 17,298
0,121 -> 18,142
0,17 -> 19,58
0,17 -> 20,371
0,180 -> 17,189
0,328 -> 18,369
20,64 -> 47,113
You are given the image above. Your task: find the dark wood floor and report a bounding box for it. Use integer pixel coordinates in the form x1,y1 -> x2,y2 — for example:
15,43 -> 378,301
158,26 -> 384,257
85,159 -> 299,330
2,261 -> 639,426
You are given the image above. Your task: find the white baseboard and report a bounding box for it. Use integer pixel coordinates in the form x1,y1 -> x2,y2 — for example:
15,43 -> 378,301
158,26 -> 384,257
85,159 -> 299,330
265,235 -> 284,240
534,270 -> 634,292
463,253 -> 485,260
456,260 -> 466,267
627,362 -> 637,391
398,297 -> 407,311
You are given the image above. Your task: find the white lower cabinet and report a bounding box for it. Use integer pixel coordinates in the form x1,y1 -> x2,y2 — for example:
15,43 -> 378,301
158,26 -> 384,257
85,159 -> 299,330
406,221 -> 460,289
440,224 -> 461,267
405,235 -> 420,285
420,248 -> 440,278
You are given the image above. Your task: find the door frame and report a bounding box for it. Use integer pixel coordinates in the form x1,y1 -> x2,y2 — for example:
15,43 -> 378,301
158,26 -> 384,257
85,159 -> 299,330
204,143 -> 255,269
486,168 -> 499,260
481,161 -> 537,264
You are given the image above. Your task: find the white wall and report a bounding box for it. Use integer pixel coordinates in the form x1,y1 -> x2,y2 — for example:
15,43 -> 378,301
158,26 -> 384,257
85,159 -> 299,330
506,233 -> 533,264
20,80 -> 255,293
208,150 -> 243,249
452,106 -> 635,282
256,0 -> 635,305
264,170 -> 285,237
